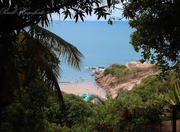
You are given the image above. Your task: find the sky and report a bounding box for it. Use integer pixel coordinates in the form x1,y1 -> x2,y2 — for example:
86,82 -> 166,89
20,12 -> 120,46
51,3 -> 125,21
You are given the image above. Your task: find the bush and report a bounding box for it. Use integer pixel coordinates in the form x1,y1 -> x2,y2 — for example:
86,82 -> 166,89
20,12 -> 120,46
59,94 -> 93,127
131,75 -> 166,102
104,64 -> 129,76
104,64 -> 143,84
2,71 -> 178,132
1,79 -> 51,132
46,123 -> 70,132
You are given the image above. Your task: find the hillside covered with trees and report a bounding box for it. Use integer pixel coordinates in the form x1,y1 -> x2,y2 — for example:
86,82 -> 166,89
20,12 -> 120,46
2,70 -> 179,131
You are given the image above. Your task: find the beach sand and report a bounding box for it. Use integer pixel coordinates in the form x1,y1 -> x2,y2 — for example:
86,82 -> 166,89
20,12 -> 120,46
60,83 -> 106,98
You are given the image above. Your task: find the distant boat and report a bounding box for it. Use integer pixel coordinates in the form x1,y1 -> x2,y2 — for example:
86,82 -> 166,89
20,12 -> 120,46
88,66 -> 105,71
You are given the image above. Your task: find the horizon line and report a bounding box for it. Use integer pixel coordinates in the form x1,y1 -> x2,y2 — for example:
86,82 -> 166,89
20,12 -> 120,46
52,20 -> 129,22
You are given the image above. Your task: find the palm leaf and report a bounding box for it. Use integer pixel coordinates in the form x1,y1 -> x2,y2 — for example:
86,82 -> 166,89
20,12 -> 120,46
29,26 -> 83,69
19,26 -> 83,110
166,83 -> 180,105
23,36 -> 64,108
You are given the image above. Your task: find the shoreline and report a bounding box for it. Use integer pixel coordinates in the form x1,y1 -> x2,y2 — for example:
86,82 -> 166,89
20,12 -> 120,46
60,82 -> 106,98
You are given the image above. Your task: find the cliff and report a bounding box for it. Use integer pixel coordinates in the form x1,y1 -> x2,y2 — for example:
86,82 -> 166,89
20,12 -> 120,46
95,61 -> 160,98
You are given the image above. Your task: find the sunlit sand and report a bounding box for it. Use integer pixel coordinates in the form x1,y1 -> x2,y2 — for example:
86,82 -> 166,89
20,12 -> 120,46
60,83 -> 106,98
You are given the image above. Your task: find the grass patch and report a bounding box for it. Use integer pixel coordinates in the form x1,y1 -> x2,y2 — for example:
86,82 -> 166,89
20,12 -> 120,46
104,64 -> 145,84
104,64 -> 143,78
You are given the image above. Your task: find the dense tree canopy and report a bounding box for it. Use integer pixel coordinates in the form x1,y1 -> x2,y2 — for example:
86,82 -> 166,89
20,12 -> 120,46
121,0 -> 180,71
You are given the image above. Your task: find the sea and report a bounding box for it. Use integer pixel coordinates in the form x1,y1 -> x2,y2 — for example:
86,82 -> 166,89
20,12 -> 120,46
48,21 -> 141,83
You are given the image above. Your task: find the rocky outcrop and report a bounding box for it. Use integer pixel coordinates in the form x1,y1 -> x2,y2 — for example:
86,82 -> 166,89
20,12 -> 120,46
125,60 -> 155,70
95,61 -> 160,98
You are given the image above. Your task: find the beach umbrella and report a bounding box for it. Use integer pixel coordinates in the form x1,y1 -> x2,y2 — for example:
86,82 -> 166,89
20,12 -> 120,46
85,94 -> 94,101
80,93 -> 87,98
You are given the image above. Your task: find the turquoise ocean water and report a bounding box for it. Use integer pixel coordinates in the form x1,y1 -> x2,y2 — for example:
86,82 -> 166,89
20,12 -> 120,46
48,21 -> 141,83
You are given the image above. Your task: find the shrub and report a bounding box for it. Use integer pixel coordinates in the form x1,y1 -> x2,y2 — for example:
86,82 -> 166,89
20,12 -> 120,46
46,123 -> 70,132
59,94 -> 93,127
104,64 -> 143,84
1,79 -> 51,132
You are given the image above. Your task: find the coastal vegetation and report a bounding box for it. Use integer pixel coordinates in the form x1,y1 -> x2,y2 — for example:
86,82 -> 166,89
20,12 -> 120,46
58,71 -> 180,131
0,0 -> 180,131
103,63 -> 157,85
104,64 -> 143,78
103,64 -> 144,87
2,70 -> 179,131
95,61 -> 161,97
122,0 -> 180,72
0,0 -> 110,130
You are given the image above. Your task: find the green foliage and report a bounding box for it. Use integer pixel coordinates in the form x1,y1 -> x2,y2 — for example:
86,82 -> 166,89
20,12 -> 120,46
104,64 -> 143,84
1,78 -> 73,132
0,25 -> 84,130
0,0 -> 111,128
46,123 -> 70,132
131,75 -> 166,102
104,64 -> 142,77
4,74 -> 168,132
62,71 -> 179,131
114,89 -> 164,132
104,64 -> 126,76
0,0 -> 111,32
1,78 -> 52,132
59,94 -> 93,127
1,1 -> 180,131
116,90 -> 143,109
165,82 -> 180,105
29,26 -> 83,69
122,0 -> 180,71
1,71 -> 173,132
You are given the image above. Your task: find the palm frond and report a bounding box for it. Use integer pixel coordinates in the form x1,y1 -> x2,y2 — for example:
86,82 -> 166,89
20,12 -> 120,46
24,35 -> 64,107
19,26 -> 83,109
29,26 -> 83,69
165,83 -> 180,105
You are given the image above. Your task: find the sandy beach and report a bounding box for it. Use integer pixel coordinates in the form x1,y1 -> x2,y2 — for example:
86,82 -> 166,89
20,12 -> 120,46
60,83 -> 106,98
